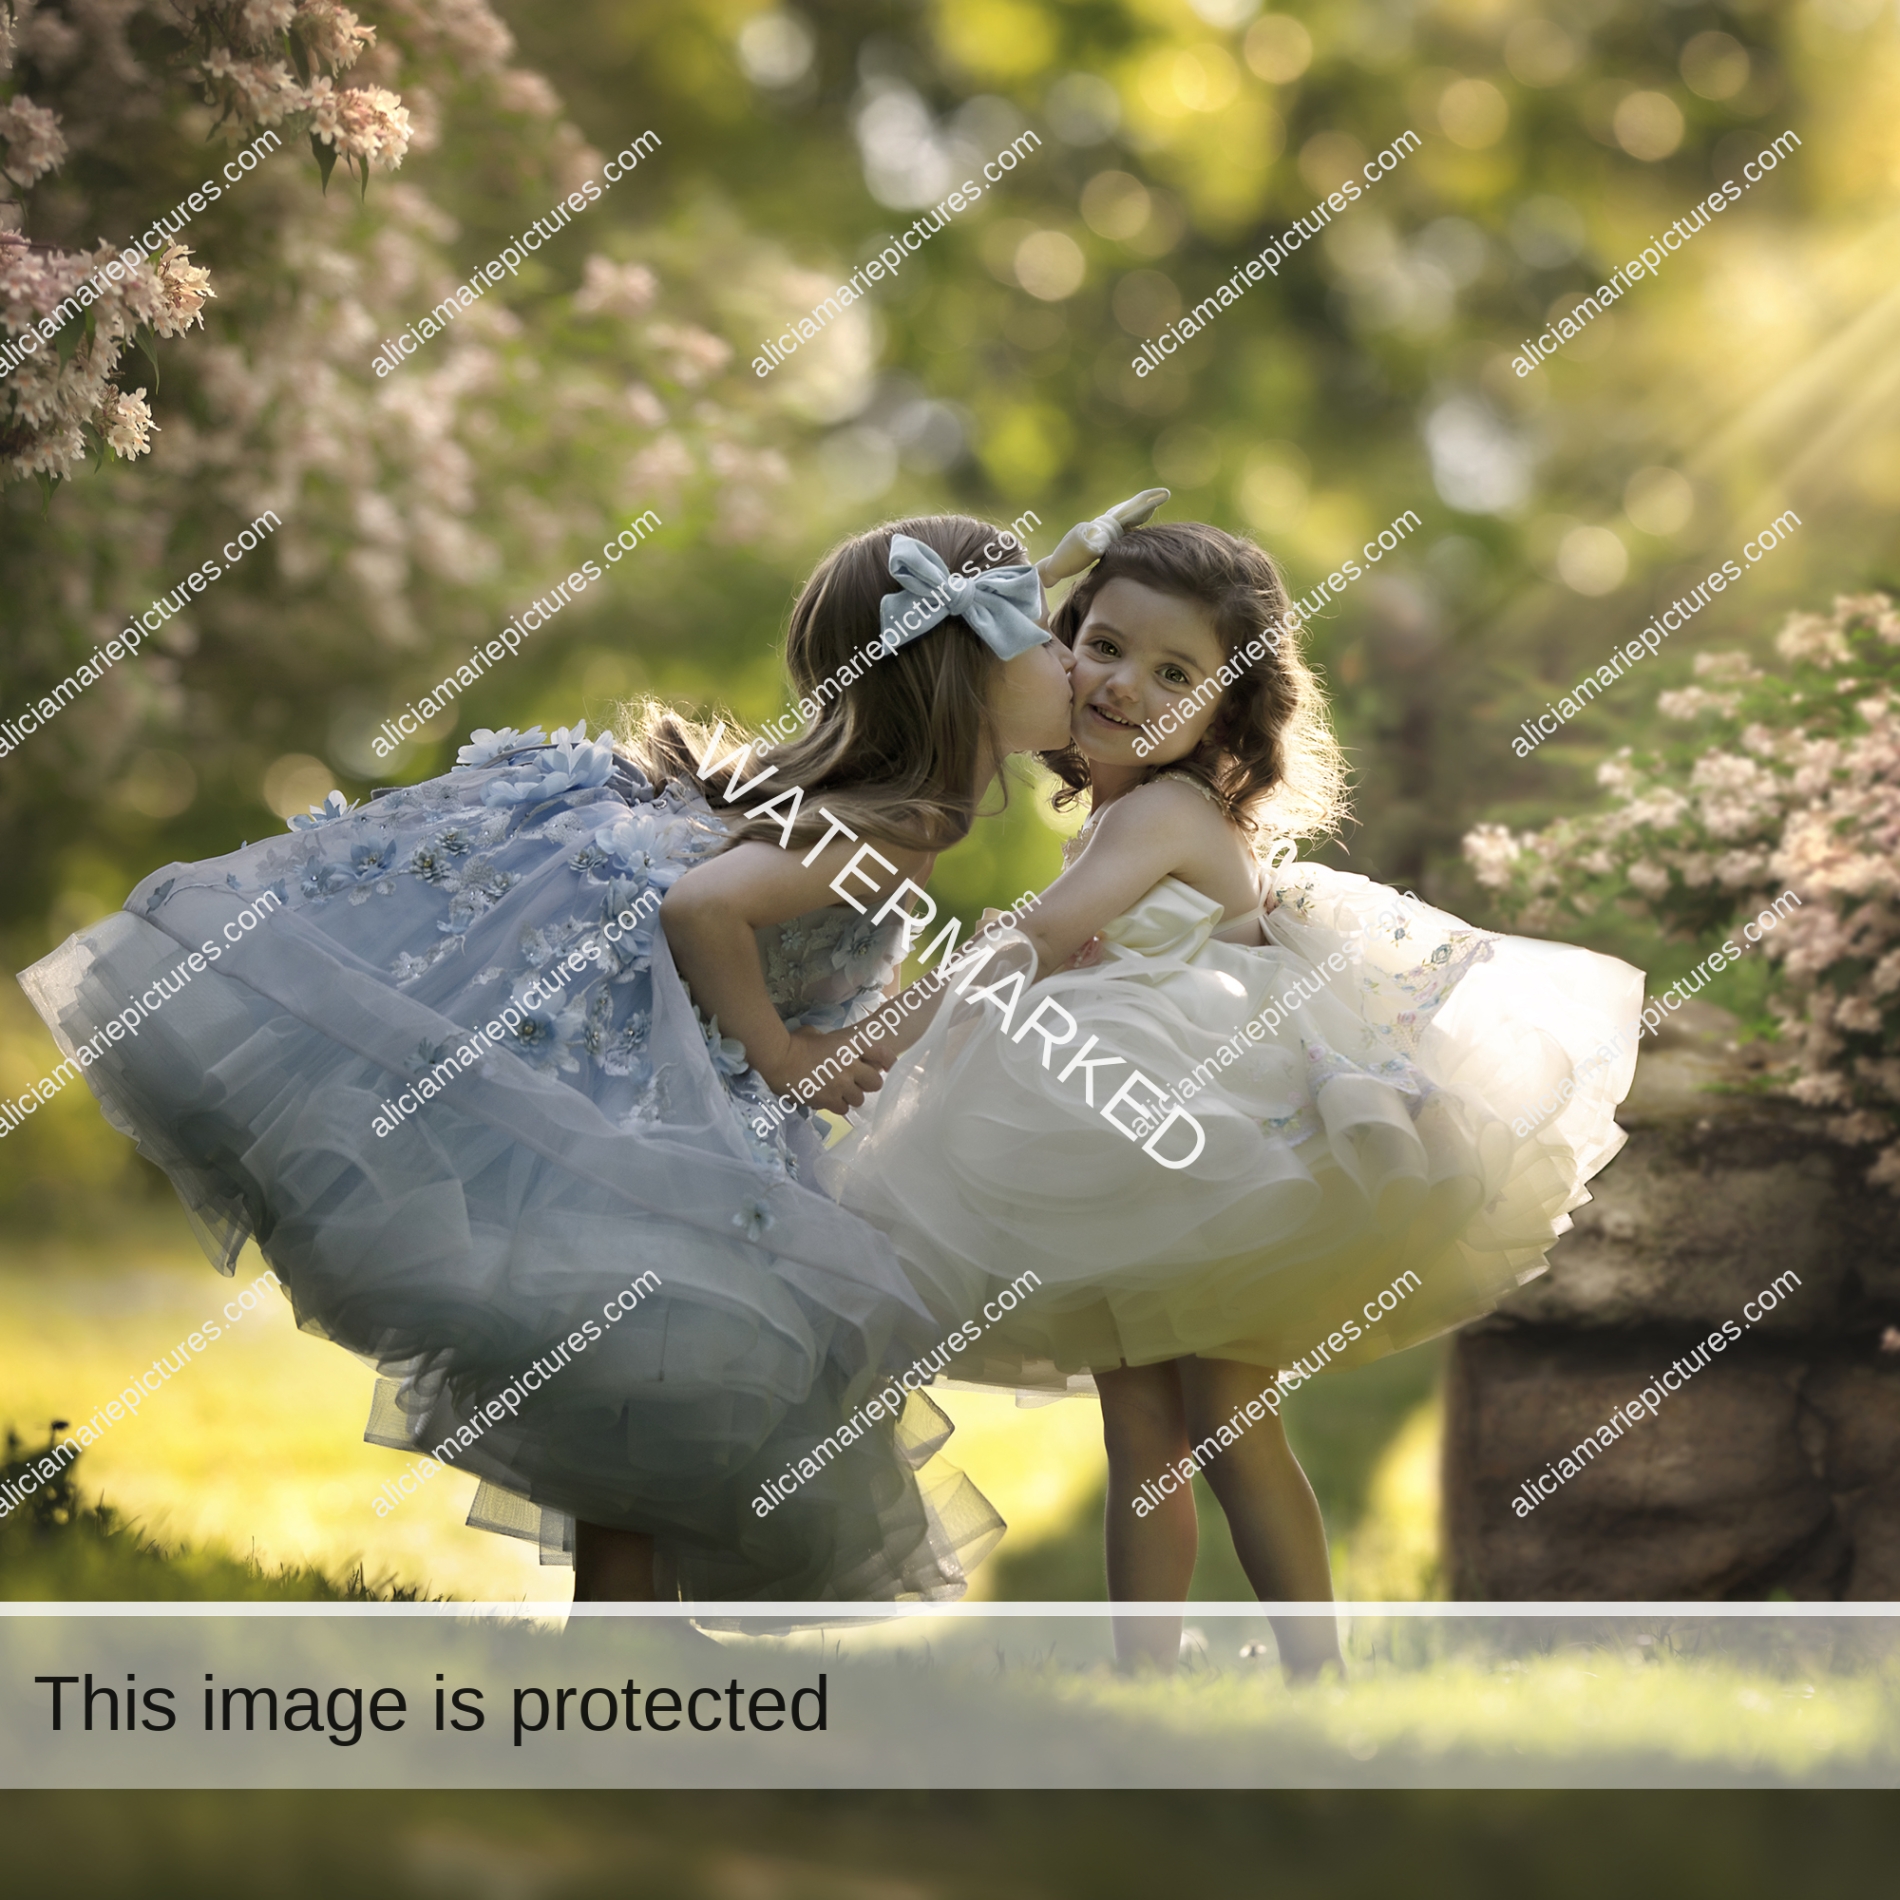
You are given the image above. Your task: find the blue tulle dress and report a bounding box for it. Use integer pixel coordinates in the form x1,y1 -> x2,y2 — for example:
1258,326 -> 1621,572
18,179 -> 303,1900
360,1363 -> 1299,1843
16,724 -> 1001,1600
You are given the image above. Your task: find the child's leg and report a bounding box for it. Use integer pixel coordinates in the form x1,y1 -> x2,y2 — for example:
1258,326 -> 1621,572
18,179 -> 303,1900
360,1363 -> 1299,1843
1177,1356 -> 1342,1679
1097,1360 -> 1196,1673
573,1521 -> 659,1601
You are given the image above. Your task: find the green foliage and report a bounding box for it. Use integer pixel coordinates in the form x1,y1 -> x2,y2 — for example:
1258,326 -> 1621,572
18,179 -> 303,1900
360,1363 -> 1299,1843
496,0 -> 1900,925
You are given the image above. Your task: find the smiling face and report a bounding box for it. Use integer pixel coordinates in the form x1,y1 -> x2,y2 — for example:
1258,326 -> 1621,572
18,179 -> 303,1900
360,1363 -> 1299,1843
1068,577 -> 1228,766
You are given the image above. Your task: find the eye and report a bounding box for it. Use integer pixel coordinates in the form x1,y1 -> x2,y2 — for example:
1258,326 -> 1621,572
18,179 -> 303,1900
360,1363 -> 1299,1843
1160,666 -> 1191,687
1087,637 -> 1119,659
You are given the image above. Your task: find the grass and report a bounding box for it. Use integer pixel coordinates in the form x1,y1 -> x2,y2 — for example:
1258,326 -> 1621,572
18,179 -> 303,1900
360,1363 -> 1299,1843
5,1432 -> 1897,1786
1,1787 -> 1895,1896
0,1427 -> 439,1601
1034,1630 -> 1900,1784
0,1217 -> 553,1602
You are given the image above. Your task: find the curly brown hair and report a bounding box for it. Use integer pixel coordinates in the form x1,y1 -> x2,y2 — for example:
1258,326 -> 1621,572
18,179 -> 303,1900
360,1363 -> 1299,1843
1042,521 -> 1348,847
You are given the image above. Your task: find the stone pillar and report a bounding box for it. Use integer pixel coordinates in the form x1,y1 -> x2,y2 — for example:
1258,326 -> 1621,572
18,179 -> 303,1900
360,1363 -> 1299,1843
1443,1001 -> 1900,1599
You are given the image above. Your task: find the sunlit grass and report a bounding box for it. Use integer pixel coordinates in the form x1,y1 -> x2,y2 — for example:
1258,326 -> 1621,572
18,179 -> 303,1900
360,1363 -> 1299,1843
1035,1632 -> 1900,1780
0,1219 -> 551,1602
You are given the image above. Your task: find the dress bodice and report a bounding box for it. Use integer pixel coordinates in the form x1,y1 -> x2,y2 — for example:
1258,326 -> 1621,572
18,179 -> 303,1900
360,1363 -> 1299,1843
1097,877 -> 1228,961
755,905 -> 906,1032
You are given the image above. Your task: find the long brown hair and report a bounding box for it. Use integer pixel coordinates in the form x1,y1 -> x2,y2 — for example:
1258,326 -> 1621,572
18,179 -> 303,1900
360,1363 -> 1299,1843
618,515 -> 1027,853
1043,521 -> 1348,846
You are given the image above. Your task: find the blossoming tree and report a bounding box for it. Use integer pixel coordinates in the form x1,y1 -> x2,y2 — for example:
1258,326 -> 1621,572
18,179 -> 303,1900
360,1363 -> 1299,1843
2,1 -> 410,483
1464,591 -> 1900,1192
0,0 -> 814,941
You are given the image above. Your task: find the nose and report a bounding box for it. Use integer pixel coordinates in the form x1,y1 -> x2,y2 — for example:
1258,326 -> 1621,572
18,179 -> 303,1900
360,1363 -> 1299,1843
1055,641 -> 1075,672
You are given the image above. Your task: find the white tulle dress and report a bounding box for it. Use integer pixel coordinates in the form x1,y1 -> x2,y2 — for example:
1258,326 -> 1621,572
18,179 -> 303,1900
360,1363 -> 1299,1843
17,727 -> 1001,1600
823,798 -> 1642,1388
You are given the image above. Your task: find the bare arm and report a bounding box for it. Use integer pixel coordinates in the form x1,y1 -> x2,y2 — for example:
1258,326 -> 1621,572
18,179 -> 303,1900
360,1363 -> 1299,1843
660,832 -> 935,1114
1008,781 -> 1247,974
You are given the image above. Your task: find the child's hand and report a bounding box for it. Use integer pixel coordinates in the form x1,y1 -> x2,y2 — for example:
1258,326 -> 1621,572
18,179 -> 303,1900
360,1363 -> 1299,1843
1035,489 -> 1171,591
766,1027 -> 895,1116
1054,935 -> 1105,971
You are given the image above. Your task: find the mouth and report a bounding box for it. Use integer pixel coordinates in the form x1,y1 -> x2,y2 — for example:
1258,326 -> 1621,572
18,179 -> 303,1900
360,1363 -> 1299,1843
1085,703 -> 1143,733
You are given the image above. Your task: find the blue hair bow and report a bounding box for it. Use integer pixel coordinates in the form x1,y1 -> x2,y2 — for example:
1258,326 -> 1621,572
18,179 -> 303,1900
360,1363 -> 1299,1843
878,534 -> 1050,662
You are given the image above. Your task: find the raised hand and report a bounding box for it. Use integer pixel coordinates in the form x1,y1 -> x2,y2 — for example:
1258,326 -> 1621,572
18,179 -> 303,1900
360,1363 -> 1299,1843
1035,488 -> 1172,593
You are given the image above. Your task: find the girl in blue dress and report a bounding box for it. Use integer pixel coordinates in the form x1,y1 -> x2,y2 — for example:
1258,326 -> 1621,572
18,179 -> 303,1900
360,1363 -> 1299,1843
18,509 -> 1088,1603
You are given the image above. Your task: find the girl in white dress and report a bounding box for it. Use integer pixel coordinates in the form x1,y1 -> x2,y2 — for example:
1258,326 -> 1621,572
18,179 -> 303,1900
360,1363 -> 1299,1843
826,521 -> 1640,1671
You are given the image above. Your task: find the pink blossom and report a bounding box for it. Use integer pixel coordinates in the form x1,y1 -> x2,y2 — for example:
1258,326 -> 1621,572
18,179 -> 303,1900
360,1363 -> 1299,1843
1474,585 -> 1900,1191
199,52 -> 307,126
575,256 -> 659,321
645,322 -> 733,386
99,386 -> 157,458
0,96 -> 67,188
1658,685 -> 1741,722
495,70 -> 562,118
237,1 -> 299,39
1775,610 -> 1851,667
622,381 -> 666,428
307,78 -> 412,170
1461,822 -> 1520,890
623,431 -> 697,503
294,1 -> 376,71
418,0 -> 517,74
153,244 -> 215,336
1835,995 -> 1887,1035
